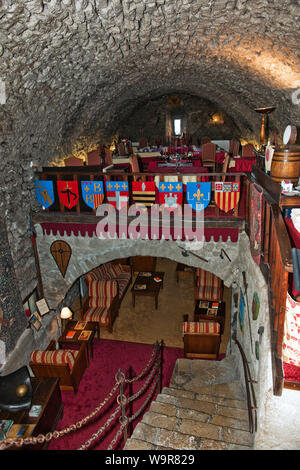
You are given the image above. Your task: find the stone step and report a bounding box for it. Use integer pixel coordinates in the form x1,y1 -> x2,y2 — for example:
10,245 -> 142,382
125,421 -> 252,450
150,400 -> 250,432
162,385 -> 247,410
156,392 -> 249,422
142,410 -> 253,447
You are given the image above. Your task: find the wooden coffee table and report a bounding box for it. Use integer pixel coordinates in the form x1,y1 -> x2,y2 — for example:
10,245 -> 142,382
58,320 -> 99,361
131,271 -> 165,309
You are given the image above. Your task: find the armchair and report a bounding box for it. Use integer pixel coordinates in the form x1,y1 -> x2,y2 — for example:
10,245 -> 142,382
194,268 -> 223,301
30,340 -> 88,394
82,279 -> 119,333
182,317 -> 221,359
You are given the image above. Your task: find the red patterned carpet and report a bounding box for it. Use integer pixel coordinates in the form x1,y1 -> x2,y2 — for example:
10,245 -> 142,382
48,339 -> 184,451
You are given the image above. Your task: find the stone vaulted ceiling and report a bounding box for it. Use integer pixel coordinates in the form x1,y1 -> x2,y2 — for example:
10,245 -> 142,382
0,0 -> 300,164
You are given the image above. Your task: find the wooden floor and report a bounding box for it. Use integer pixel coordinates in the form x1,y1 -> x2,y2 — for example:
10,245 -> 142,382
72,257 -> 231,353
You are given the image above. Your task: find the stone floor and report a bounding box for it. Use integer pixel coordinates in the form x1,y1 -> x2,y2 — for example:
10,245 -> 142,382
73,257 -> 231,354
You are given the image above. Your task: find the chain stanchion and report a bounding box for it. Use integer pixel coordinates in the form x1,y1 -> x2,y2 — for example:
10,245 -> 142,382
0,340 -> 164,451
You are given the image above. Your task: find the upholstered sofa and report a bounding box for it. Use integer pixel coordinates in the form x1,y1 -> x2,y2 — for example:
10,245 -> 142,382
82,262 -> 132,333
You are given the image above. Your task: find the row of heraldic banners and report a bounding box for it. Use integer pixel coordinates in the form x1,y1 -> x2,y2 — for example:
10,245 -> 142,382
35,180 -> 240,213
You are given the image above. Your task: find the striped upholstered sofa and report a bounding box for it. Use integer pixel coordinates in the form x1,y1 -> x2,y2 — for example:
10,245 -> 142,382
82,262 -> 132,333
194,268 -> 223,301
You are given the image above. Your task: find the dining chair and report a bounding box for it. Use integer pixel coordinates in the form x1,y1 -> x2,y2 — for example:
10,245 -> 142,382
64,156 -> 84,166
201,136 -> 211,145
202,142 -> 217,171
229,139 -> 240,157
242,143 -> 255,157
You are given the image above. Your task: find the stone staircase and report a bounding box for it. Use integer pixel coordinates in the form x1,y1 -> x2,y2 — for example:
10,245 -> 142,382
124,355 -> 254,450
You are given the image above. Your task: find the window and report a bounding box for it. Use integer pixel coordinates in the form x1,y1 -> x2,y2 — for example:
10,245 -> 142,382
174,118 -> 182,136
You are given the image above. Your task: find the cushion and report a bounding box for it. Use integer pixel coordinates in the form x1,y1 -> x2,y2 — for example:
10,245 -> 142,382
117,278 -> 130,298
30,349 -> 78,371
86,263 -> 114,283
195,285 -> 223,301
83,306 -> 110,326
88,280 -> 118,308
196,268 -> 222,288
183,321 -> 220,336
109,263 -> 125,277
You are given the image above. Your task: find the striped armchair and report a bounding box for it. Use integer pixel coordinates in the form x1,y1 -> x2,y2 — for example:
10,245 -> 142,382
194,268 -> 223,301
82,278 -> 119,333
183,321 -> 221,359
30,341 -> 88,394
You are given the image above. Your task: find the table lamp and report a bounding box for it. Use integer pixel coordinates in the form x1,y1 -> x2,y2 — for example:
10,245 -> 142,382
60,307 -> 73,332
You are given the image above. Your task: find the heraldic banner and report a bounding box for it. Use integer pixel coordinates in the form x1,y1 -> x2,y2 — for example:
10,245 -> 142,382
159,182 -> 183,210
57,181 -> 79,209
132,181 -> 156,207
214,181 -> 240,213
106,181 -> 129,210
35,180 -> 54,209
186,182 -> 211,212
81,181 -> 104,209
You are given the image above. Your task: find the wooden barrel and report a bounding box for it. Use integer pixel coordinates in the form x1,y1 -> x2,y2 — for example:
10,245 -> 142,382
271,145 -> 300,184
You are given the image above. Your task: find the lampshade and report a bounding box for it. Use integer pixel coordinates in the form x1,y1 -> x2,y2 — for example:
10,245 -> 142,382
60,307 -> 72,319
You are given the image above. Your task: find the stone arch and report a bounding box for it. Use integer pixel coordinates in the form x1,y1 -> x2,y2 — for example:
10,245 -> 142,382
34,224 -> 241,309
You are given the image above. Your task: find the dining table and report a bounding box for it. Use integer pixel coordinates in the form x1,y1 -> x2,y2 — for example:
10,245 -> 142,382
228,157 -> 256,173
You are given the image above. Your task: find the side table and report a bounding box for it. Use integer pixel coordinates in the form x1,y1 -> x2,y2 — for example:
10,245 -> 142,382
58,320 -> 99,362
194,300 -> 226,334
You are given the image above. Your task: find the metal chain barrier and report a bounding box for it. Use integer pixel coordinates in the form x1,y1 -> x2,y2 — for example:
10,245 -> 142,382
0,340 -> 163,451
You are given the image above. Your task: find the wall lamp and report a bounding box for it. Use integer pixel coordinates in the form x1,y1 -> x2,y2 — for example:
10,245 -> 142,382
220,248 -> 231,262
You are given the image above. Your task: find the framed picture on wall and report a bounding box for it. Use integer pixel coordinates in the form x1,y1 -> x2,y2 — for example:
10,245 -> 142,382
29,312 -> 42,331
239,288 -> 245,333
35,298 -> 50,317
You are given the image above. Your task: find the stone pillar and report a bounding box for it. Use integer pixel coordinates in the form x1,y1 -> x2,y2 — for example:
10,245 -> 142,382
0,217 -> 27,366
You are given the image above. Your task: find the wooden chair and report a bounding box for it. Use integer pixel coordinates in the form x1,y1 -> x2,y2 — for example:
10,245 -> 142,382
64,156 -> 84,166
139,137 -> 148,149
182,317 -> 221,360
129,154 -> 142,181
82,278 -> 120,333
87,149 -> 101,165
30,341 -> 88,394
221,152 -> 230,182
202,142 -> 217,171
201,136 -> 211,145
229,139 -> 240,157
242,143 -> 255,157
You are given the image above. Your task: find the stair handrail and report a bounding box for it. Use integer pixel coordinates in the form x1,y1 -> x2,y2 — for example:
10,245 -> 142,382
232,331 -> 257,433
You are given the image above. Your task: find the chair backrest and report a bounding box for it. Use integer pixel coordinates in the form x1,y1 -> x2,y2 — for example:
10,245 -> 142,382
139,137 -> 148,149
201,136 -> 211,145
202,142 -> 216,161
64,156 -> 84,166
242,143 -> 255,157
104,148 -> 113,165
129,154 -> 141,173
117,143 -> 126,156
229,139 -> 240,156
88,280 -> 118,308
87,149 -> 101,165
221,153 -> 230,182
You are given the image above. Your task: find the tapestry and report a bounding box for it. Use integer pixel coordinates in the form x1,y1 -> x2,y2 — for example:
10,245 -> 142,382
34,180 -> 54,209
250,183 -> 263,264
105,181 -> 129,210
282,293 -> 300,368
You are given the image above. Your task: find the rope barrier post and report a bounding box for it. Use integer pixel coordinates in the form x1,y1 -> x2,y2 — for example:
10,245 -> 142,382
117,369 -> 128,445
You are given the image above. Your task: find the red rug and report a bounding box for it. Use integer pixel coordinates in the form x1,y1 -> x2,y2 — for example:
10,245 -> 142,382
283,361 -> 300,383
48,339 -> 184,451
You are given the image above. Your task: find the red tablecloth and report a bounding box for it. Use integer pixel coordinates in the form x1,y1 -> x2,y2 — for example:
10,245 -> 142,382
148,160 -> 202,172
229,157 -> 256,173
